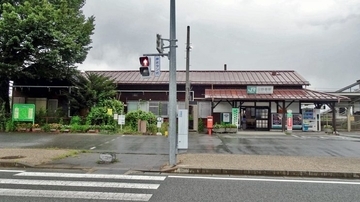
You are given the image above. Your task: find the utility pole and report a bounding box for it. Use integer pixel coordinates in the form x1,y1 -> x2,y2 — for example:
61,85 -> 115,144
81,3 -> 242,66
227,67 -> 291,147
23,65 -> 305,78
168,0 -> 177,166
185,26 -> 190,111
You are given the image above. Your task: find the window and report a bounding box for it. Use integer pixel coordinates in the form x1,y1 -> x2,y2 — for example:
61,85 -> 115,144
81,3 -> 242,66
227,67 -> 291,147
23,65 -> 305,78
127,102 -> 138,112
138,101 -> 148,112
198,101 -> 211,118
127,101 -> 169,117
149,102 -> 159,115
160,102 -> 168,116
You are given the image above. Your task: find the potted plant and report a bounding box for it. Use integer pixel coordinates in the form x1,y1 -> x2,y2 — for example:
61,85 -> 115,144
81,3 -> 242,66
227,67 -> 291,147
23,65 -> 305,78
49,123 -> 61,132
225,124 -> 238,133
60,125 -> 71,133
88,125 -> 100,133
213,123 -> 225,133
17,123 -> 31,132
323,125 -> 333,134
31,124 -> 42,132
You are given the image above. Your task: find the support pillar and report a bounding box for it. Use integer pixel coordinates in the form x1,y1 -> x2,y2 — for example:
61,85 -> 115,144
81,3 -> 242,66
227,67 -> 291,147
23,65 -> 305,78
282,101 -> 286,132
347,105 -> 351,132
330,103 -> 337,132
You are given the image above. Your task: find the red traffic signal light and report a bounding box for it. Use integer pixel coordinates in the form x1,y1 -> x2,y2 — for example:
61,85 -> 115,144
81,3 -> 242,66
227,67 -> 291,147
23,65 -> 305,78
139,56 -> 150,67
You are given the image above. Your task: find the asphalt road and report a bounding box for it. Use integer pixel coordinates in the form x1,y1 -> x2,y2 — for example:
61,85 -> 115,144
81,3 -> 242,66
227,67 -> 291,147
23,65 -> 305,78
1,132 -> 360,157
155,175 -> 360,202
1,169 -> 360,202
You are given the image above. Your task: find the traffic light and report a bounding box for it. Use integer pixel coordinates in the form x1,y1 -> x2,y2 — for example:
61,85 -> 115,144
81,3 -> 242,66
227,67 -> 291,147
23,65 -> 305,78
139,56 -> 151,78
156,34 -> 164,53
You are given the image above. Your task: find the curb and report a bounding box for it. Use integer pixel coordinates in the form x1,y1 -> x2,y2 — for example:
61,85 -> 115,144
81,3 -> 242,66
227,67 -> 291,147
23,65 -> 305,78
169,167 -> 360,179
0,161 -> 34,168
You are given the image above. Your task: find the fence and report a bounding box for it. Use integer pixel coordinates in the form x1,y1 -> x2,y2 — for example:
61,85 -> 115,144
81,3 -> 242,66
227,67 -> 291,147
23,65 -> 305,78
321,114 -> 360,131
335,115 -> 360,131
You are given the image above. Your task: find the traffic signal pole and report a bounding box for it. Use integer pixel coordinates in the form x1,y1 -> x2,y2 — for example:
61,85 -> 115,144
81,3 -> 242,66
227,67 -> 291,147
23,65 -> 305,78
168,0 -> 177,166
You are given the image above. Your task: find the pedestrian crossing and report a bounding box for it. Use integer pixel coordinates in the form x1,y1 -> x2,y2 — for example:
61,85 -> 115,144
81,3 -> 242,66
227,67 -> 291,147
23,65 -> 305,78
0,171 -> 166,201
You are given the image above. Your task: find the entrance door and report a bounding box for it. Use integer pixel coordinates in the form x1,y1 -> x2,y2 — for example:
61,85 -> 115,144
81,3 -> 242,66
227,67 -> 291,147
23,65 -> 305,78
255,108 -> 270,131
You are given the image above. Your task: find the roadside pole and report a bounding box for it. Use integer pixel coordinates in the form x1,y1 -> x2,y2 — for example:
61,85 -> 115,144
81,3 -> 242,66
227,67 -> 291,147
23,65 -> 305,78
185,26 -> 190,111
168,0 -> 177,166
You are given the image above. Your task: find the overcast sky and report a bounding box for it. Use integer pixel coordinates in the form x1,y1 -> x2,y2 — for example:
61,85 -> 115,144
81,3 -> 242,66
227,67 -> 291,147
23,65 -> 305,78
79,0 -> 360,91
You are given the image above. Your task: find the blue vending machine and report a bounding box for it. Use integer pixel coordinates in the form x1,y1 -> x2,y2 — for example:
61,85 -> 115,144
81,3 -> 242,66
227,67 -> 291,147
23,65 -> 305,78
302,108 -> 320,132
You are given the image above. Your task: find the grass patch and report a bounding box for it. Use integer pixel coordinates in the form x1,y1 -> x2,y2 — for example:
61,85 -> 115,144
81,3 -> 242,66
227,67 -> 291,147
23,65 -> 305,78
52,149 -> 90,160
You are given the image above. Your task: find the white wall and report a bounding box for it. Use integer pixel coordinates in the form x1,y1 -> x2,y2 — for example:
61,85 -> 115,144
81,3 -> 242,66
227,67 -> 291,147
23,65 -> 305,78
256,102 -> 269,107
242,102 -> 254,106
271,101 -> 300,113
213,102 -> 232,113
271,102 -> 277,113
287,102 -> 300,113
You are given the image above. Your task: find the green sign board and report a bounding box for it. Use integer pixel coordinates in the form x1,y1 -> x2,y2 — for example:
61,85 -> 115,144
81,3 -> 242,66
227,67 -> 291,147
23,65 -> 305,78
247,86 -> 274,94
287,110 -> 293,118
246,86 -> 257,94
232,108 -> 239,127
12,104 -> 35,123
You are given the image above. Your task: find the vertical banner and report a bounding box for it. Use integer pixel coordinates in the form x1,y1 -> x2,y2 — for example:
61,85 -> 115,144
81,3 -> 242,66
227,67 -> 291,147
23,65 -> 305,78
232,108 -> 239,128
154,56 -> 161,77
287,110 -> 293,132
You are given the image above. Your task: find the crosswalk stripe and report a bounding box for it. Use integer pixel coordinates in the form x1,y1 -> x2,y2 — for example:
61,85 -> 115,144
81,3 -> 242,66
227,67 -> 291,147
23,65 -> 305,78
15,172 -> 166,181
0,179 -> 160,189
0,189 -> 152,201
0,170 -> 25,173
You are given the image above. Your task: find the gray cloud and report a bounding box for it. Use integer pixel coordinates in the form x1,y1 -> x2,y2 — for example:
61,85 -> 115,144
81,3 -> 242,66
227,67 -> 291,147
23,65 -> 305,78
79,0 -> 360,91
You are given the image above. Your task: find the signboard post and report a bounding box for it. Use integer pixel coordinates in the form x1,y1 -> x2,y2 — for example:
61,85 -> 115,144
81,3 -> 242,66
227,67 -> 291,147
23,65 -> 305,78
222,113 -> 230,123
118,115 -> 125,131
156,117 -> 163,135
12,104 -> 35,125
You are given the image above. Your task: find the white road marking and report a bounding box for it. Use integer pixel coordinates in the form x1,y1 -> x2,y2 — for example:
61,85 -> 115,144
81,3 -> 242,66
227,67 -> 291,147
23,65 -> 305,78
168,176 -> 360,185
0,169 -> 25,173
0,189 -> 152,201
291,135 -> 299,138
15,172 -> 166,181
111,139 -> 116,141
90,146 -> 96,150
105,141 -> 110,144
0,179 -> 160,189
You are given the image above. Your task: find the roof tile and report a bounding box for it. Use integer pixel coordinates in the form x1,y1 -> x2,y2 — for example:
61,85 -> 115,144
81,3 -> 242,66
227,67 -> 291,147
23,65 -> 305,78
204,89 -> 350,101
86,70 -> 310,86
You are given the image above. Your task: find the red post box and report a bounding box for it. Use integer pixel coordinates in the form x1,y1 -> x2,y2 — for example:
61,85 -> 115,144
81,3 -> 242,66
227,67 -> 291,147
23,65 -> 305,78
207,116 -> 213,135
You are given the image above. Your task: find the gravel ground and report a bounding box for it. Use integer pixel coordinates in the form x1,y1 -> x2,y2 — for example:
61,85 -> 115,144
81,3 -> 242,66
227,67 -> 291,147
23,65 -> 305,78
2,149 -> 360,174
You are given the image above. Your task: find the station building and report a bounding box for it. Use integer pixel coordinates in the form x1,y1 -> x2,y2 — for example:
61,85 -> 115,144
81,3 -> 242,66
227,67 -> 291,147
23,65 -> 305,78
12,68 -> 349,132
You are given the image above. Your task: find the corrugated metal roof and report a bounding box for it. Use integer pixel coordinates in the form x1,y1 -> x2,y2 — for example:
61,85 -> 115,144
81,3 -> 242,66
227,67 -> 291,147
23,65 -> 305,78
204,89 -> 350,101
86,70 -> 310,86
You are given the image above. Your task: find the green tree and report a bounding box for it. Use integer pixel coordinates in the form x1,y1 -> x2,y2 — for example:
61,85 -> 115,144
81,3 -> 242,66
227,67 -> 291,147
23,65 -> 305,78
0,0 -> 95,112
68,72 -> 117,114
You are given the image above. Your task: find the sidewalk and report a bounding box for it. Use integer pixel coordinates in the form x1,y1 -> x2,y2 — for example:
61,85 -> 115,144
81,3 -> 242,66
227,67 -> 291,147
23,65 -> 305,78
1,148 -> 360,179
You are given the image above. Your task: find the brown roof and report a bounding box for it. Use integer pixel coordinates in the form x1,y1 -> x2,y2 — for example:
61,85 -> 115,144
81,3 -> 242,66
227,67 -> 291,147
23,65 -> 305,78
86,70 -> 310,86
204,89 -> 350,102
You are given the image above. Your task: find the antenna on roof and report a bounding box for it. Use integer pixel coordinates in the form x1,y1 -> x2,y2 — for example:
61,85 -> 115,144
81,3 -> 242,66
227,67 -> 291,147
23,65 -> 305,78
224,64 -> 227,71
271,71 -> 277,76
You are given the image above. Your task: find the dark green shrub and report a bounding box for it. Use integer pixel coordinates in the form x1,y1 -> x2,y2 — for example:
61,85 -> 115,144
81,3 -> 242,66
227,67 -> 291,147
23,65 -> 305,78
198,118 -> 204,133
42,124 -> 51,132
70,116 -> 82,125
125,110 -> 157,131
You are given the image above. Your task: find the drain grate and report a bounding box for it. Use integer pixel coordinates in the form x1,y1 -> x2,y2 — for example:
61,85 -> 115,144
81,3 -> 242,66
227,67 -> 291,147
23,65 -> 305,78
0,155 -> 26,160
